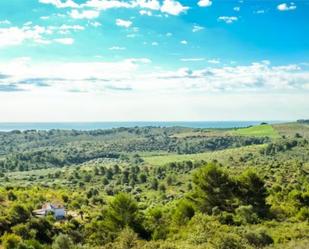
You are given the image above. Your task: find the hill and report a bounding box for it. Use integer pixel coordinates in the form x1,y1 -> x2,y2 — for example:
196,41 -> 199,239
0,122 -> 308,249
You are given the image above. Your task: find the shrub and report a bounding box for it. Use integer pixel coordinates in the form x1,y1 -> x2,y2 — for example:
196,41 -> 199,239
234,205 -> 259,225
245,229 -> 273,247
1,233 -> 22,249
114,227 -> 139,249
173,200 -> 195,225
52,234 -> 74,249
213,233 -> 247,249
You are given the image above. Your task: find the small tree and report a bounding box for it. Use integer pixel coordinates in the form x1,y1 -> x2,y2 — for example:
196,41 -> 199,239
1,233 -> 22,249
173,200 -> 195,225
105,193 -> 142,234
193,164 -> 236,213
237,170 -> 269,218
52,234 -> 74,249
115,227 -> 139,249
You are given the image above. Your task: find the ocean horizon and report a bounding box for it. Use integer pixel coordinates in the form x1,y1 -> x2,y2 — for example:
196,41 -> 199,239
0,121 -> 284,131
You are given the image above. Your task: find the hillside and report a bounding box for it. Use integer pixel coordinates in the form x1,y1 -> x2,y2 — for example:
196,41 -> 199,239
0,122 -> 308,249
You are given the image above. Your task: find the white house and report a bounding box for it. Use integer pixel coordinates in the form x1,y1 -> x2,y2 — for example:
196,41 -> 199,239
33,203 -> 66,219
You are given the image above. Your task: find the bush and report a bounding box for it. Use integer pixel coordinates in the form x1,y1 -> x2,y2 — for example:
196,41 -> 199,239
1,233 -> 22,249
245,229 -> 273,247
173,200 -> 195,225
114,227 -> 139,249
52,234 -> 74,249
297,207 -> 309,221
213,233 -> 247,249
234,205 -> 259,225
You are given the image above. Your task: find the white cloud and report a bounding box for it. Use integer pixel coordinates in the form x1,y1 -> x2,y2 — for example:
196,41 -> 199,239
0,27 -> 27,47
54,38 -> 74,45
69,9 -> 100,19
161,0 -> 189,15
255,10 -> 265,14
126,58 -> 152,64
180,40 -> 188,45
39,0 -> 79,8
127,34 -> 137,38
0,25 -> 51,47
136,0 -> 160,10
234,6 -> 240,11
198,0 -> 212,7
277,3 -> 296,11
24,21 -> 33,26
192,25 -> 204,32
0,24 -> 85,43
89,21 -> 102,27
180,58 -> 205,62
218,16 -> 238,24
1,59 -> 308,121
83,0 -> 133,10
139,10 -> 153,16
59,24 -> 84,31
0,20 -> 11,25
40,0 -> 189,17
109,46 -> 126,50
151,41 -> 159,46
208,59 -> 220,64
116,19 -> 132,28
1,59 -> 308,104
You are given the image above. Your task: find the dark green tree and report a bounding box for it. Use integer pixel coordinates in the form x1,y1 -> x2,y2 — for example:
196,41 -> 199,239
192,163 -> 236,213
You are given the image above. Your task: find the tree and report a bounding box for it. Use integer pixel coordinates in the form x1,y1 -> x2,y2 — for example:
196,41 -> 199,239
193,164 -> 236,213
105,193 -> 141,233
114,227 -> 139,249
1,233 -> 22,249
237,170 -> 269,218
9,204 -> 30,225
52,234 -> 74,249
138,173 -> 147,183
145,207 -> 168,240
150,179 -> 158,190
173,200 -> 195,225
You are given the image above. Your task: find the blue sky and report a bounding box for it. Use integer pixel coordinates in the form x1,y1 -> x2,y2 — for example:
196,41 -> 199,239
0,0 -> 308,121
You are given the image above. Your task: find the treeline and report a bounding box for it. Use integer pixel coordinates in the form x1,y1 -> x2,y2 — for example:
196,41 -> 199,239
260,138 -> 308,155
0,148 -> 122,172
297,119 -> 309,124
0,126 -> 270,172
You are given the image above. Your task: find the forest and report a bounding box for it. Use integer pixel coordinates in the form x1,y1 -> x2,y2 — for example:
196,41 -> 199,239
0,122 -> 308,249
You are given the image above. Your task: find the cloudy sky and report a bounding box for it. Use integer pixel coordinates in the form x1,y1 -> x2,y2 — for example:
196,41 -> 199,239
0,0 -> 308,122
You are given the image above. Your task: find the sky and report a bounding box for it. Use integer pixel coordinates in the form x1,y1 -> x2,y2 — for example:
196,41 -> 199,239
0,0 -> 308,122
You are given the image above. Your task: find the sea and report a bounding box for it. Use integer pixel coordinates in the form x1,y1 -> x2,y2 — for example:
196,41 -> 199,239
0,121 -> 282,132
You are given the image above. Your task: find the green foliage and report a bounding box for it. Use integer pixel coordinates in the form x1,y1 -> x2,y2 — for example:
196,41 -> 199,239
173,200 -> 195,225
114,227 -> 139,249
193,164 -> 236,213
0,124 -> 308,248
212,233 -> 248,249
52,234 -> 74,249
237,170 -> 269,218
1,233 -> 22,249
231,125 -> 279,138
245,229 -> 273,247
105,193 -> 143,234
9,204 -> 31,225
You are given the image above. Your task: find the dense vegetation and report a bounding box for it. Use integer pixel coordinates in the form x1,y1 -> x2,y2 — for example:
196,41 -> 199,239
0,122 -> 308,249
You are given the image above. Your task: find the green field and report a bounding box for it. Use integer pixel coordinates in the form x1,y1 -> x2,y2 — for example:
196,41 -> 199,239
231,124 -> 280,138
143,145 -> 264,166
